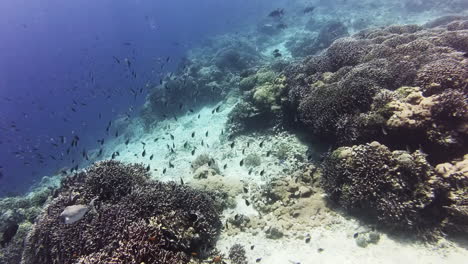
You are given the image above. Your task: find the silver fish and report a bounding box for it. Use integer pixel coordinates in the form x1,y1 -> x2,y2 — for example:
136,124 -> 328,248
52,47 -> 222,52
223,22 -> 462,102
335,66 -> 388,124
60,204 -> 89,224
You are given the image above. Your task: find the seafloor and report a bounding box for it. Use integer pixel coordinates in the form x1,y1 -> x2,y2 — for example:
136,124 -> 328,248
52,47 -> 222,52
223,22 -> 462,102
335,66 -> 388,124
1,1 -> 468,264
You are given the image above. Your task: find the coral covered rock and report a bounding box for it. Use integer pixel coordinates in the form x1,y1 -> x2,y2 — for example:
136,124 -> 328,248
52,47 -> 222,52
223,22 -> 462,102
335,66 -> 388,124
284,18 -> 468,162
228,244 -> 248,264
21,160 -> 221,264
435,155 -> 468,234
321,141 -> 468,237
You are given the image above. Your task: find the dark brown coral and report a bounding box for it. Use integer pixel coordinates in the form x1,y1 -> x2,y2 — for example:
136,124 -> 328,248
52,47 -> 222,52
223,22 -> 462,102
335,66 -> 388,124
21,160 -> 221,264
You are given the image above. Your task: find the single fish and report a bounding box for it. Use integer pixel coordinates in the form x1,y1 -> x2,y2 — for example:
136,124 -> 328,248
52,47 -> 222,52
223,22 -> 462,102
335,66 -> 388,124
60,204 -> 89,224
268,8 -> 284,18
303,6 -> 315,13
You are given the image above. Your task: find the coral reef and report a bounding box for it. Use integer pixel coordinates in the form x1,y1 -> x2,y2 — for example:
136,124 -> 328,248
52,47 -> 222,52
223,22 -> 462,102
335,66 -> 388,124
21,160 -> 221,264
228,244 -> 248,264
244,153 -> 262,168
226,69 -> 286,135
0,179 -> 58,264
140,33 -> 264,129
189,174 -> 243,210
434,155 -> 468,234
321,141 -> 468,237
284,17 -> 468,160
192,154 -> 220,174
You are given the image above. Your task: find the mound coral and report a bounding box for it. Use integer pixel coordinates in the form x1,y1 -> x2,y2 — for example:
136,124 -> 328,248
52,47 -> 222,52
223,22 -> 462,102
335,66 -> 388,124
227,69 -> 286,135
284,17 -> 468,157
321,141 -> 468,237
21,160 -> 221,264
322,142 -> 439,232
192,154 -> 220,174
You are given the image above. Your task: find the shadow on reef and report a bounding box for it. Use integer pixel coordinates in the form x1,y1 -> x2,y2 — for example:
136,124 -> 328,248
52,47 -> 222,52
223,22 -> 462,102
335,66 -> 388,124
18,160 -> 221,264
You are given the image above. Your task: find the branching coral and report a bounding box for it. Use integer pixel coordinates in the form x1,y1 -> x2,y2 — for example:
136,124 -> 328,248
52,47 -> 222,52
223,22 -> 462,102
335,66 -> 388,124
284,18 -> 468,161
21,160 -> 221,264
321,142 -> 446,235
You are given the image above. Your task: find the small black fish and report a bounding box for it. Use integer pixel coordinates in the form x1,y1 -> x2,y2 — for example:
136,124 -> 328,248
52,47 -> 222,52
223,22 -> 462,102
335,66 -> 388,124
197,114 -> 201,119
163,168 -> 167,174
180,177 -> 184,185
191,149 -> 196,155
169,161 -> 174,168
154,138 -> 159,142
251,245 -> 255,250
191,131 -> 195,138
276,23 -> 287,30
112,56 -> 120,64
142,150 -> 146,157
305,237 -> 311,243
256,258 -> 262,263
205,131 -> 208,137
353,233 -> 359,238
266,151 -> 271,157
273,49 -> 282,58
230,142 -> 235,148
248,168 -> 253,175
150,154 -> 154,160
245,199 -> 250,206
303,6 -> 315,13
146,165 -> 151,171
223,164 -> 227,170
242,148 -> 245,155
259,141 -> 264,148
125,139 -> 130,145
268,8 -> 284,18
260,169 -> 265,176
189,109 -> 194,113
170,134 -> 174,140
215,105 -> 221,112
240,159 -> 244,166
317,248 -> 324,253
243,187 -> 248,193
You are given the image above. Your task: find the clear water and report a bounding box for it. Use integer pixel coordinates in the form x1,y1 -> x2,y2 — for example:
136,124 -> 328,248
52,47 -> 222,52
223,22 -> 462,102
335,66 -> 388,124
0,0 -> 467,263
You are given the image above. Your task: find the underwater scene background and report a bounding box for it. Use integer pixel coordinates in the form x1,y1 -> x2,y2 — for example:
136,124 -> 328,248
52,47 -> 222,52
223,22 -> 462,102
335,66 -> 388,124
0,0 -> 467,263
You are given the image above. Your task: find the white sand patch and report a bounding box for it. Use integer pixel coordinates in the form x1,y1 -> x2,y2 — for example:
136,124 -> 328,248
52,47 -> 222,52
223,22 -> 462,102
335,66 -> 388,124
94,98 -> 467,264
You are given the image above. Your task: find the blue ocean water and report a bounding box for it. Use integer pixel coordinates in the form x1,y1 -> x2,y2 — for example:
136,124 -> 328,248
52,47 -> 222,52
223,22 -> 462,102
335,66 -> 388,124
1,1 -> 468,263
0,0 -> 286,195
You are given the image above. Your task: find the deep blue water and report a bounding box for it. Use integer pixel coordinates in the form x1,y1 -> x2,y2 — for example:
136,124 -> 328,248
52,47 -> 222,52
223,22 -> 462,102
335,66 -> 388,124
0,0 -> 286,196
